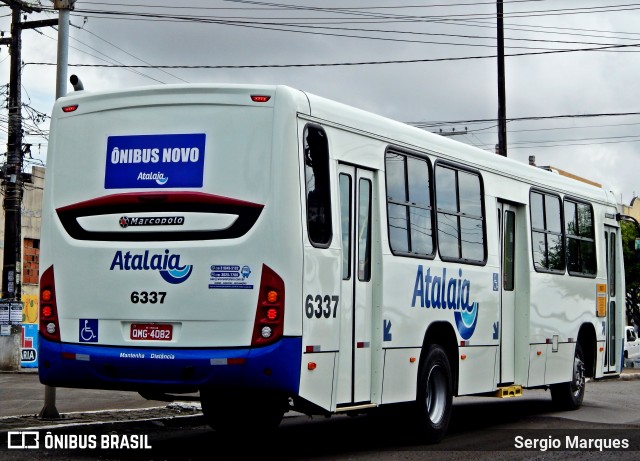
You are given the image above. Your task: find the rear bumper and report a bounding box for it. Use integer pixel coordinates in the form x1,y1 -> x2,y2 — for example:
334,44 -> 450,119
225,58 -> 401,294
38,335 -> 302,395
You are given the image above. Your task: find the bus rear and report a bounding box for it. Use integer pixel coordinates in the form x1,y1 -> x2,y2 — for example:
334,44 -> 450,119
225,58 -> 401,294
38,84 -> 307,406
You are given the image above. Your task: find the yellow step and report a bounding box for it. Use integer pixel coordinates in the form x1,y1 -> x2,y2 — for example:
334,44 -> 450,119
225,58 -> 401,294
495,385 -> 523,398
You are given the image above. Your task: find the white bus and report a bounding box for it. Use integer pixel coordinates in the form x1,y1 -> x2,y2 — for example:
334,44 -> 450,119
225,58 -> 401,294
39,82 -> 625,442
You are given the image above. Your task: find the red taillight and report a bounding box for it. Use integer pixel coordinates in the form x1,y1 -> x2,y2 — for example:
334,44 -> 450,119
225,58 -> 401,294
41,305 -> 53,319
250,95 -> 271,103
251,264 -> 284,347
62,104 -> 78,113
39,265 -> 61,342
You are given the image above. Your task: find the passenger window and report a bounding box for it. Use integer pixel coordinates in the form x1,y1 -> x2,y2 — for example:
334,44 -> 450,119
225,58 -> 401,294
384,150 -> 434,257
530,191 -> 565,273
564,199 -> 596,276
304,126 -> 332,246
503,211 -> 515,291
358,179 -> 372,281
339,174 -> 351,280
435,164 -> 485,263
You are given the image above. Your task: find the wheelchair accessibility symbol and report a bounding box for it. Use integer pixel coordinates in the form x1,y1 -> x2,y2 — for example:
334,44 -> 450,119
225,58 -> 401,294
79,319 -> 98,342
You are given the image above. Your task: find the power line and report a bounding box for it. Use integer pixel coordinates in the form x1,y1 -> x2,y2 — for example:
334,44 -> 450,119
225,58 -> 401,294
65,2 -> 640,23
23,42 -> 640,70
408,111 -> 640,128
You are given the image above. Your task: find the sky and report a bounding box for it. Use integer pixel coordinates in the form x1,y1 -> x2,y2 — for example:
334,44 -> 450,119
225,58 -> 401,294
1,0 -> 639,206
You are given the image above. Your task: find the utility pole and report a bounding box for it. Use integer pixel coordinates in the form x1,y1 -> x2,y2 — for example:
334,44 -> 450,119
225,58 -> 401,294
39,0 -> 76,420
1,3 -> 24,304
55,0 -> 74,98
0,0 -> 31,371
497,0 -> 507,157
0,1 -> 59,372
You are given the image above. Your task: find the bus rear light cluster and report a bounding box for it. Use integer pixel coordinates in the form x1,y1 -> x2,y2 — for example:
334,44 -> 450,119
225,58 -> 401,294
39,265 -> 61,342
251,265 -> 284,347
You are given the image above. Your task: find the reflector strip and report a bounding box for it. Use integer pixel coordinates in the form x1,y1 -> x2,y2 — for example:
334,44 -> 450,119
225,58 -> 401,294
61,352 -> 90,361
356,342 -> 370,349
210,358 -> 246,366
305,345 -> 321,353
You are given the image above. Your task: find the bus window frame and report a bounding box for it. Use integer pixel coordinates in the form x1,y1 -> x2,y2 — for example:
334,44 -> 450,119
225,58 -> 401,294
383,146 -> 436,260
303,124 -> 333,248
563,195 -> 597,278
433,159 -> 487,266
529,188 -> 566,274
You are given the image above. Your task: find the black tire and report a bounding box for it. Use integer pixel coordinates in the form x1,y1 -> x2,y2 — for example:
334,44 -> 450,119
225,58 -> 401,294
200,388 -> 286,433
550,343 -> 586,410
415,344 -> 453,444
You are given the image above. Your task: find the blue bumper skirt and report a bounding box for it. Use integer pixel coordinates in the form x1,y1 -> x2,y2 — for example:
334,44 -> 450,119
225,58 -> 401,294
38,335 -> 302,395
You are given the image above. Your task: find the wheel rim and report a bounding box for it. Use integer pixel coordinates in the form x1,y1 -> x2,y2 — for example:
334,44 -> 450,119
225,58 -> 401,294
571,353 -> 585,398
425,363 -> 447,425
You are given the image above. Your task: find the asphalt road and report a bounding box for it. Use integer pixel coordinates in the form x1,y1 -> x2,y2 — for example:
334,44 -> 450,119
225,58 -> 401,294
1,369 -> 639,460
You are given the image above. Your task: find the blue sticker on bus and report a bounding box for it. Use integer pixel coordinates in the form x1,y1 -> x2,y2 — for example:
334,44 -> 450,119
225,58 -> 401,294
209,264 -> 254,289
105,133 -> 206,189
79,319 -> 98,343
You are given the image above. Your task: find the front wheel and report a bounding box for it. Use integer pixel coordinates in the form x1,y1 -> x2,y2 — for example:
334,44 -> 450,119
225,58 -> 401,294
415,344 -> 453,444
550,343 -> 586,410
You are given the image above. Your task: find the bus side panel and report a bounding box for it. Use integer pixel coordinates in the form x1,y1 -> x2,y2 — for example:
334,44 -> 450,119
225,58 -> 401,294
380,348 -> 420,404
298,352 -> 337,411
527,344 -> 547,387
457,346 -> 499,395
544,342 -> 573,384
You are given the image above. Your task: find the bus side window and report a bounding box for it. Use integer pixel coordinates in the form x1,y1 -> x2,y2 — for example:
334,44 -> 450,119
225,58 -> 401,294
435,163 -> 485,263
564,199 -> 596,277
304,126 -> 332,246
530,190 -> 565,273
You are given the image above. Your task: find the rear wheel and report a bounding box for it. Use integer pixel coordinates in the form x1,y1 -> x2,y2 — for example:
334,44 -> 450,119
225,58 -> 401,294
415,344 -> 453,443
200,388 -> 286,433
550,343 -> 586,410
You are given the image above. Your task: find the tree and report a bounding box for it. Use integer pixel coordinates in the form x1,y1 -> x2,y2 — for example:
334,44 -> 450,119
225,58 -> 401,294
621,221 -> 640,328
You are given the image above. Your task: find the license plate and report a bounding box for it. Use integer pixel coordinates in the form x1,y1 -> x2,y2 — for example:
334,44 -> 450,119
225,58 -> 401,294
130,323 -> 173,341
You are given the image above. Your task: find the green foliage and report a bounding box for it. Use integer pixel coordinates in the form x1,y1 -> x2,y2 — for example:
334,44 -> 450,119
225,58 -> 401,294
621,221 -> 640,289
621,221 -> 640,325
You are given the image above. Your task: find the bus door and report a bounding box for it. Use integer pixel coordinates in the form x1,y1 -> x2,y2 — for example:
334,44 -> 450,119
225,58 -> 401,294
336,164 -> 374,405
604,226 -> 619,372
498,201 -> 518,384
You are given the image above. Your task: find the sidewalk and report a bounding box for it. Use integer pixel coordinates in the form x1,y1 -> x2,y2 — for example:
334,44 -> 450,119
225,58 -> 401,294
0,370 -> 202,432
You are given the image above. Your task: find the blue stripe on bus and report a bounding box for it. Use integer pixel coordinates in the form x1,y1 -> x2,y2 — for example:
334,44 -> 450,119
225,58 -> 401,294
38,336 -> 301,394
